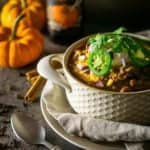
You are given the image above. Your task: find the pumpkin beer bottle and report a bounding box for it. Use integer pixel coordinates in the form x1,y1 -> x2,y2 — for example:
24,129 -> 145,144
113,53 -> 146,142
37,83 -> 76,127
47,0 -> 83,44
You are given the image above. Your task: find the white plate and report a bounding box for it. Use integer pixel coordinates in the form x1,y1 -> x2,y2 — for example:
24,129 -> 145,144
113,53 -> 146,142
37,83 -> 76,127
40,81 -> 125,150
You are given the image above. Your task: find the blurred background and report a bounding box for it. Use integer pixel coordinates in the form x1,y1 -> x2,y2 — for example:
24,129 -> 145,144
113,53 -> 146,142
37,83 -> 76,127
84,0 -> 150,33
1,0 -> 150,34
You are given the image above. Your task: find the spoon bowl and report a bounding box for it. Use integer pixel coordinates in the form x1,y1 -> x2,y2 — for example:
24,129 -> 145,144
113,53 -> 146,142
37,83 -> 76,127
11,112 -> 62,150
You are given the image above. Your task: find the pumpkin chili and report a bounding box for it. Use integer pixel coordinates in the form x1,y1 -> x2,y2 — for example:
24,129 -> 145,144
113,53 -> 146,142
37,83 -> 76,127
69,27 -> 150,92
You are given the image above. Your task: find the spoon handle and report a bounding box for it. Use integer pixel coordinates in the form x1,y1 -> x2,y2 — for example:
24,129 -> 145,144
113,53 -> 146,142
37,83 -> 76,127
43,140 -> 63,150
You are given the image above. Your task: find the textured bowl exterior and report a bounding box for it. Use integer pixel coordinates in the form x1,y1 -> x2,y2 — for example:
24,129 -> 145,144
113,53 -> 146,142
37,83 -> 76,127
65,72 -> 150,125
61,34 -> 150,124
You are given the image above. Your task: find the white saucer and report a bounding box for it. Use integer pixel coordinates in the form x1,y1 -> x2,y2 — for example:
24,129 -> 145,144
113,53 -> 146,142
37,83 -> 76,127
40,81 -> 125,150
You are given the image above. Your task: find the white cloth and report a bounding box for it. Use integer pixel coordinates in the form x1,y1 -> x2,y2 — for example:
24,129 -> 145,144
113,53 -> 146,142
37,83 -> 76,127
56,113 -> 150,143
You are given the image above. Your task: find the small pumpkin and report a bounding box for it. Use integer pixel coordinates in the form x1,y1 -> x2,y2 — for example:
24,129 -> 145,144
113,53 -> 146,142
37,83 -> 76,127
48,4 -> 80,28
1,0 -> 46,32
0,13 -> 44,68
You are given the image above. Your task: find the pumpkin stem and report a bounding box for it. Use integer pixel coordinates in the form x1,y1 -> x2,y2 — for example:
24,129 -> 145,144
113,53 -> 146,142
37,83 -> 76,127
10,13 -> 25,40
20,0 -> 26,9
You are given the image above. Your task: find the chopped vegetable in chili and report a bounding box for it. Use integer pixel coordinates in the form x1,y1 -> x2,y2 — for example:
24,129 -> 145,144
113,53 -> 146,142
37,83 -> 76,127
88,49 -> 112,76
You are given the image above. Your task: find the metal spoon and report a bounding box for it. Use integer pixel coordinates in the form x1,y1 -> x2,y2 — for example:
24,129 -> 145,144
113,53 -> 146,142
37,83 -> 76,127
11,112 -> 62,150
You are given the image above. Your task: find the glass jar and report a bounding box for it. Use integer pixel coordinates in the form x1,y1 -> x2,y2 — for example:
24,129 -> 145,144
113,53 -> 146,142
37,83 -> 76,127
47,0 -> 83,44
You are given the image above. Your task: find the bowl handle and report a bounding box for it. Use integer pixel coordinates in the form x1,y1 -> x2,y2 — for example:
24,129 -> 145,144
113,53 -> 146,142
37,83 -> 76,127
37,54 -> 71,92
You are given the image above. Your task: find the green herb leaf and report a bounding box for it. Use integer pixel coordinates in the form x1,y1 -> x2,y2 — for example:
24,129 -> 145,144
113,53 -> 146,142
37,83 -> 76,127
113,27 -> 127,34
88,27 -> 127,53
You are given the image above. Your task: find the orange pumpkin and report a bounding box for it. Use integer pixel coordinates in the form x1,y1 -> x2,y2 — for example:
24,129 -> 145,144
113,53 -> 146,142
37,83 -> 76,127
1,0 -> 46,32
49,4 -> 80,28
0,13 -> 44,68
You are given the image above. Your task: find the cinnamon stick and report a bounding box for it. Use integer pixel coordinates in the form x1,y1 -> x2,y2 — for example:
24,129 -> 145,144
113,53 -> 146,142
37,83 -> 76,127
25,69 -> 38,81
30,75 -> 39,84
24,75 -> 46,102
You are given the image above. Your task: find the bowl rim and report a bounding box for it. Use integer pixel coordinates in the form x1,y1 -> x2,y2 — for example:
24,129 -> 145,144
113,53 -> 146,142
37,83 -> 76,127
63,33 -> 150,95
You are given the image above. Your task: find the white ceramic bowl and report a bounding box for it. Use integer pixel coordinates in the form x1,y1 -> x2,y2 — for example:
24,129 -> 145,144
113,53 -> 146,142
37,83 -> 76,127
37,33 -> 150,124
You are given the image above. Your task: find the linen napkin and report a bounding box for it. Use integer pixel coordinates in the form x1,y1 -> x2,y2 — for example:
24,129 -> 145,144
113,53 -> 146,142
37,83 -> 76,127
43,81 -> 150,150
43,30 -> 150,150
56,113 -> 150,150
